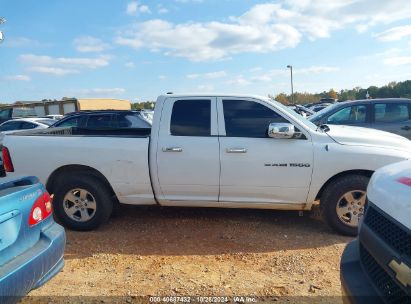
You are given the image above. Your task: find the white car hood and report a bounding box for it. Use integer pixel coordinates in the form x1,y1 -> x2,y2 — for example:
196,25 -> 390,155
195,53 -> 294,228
367,160 -> 411,230
324,125 -> 411,151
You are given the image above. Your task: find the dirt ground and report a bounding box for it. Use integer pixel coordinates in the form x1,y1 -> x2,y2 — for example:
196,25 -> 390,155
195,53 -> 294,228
28,205 -> 352,302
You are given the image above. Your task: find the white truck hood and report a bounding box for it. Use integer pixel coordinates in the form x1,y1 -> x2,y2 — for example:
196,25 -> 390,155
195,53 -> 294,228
367,160 -> 411,230
324,125 -> 411,152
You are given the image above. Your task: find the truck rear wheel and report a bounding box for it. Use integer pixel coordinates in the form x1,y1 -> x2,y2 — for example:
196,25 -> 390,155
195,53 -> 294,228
53,175 -> 113,231
320,175 -> 369,236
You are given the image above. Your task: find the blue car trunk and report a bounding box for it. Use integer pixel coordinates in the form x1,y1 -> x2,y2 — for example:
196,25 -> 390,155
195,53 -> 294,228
0,177 -> 45,267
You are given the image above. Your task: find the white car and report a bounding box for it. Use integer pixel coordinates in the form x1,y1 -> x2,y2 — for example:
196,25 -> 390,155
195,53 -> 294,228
44,115 -> 64,120
0,117 -> 56,133
341,160 -> 411,301
3,94 -> 411,234
0,118 -> 56,144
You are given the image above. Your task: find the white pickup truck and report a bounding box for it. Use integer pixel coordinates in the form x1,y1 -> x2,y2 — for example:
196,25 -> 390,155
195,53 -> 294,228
3,94 -> 411,235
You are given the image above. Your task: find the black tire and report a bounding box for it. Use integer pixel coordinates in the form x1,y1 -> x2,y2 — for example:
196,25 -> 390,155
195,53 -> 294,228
320,174 -> 370,236
53,174 -> 113,231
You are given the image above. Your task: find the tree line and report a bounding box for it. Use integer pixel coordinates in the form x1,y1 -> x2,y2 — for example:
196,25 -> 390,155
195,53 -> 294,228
272,80 -> 411,105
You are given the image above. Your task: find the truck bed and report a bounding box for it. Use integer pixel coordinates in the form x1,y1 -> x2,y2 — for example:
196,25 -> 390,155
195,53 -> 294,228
4,127 -> 155,206
13,126 -> 152,137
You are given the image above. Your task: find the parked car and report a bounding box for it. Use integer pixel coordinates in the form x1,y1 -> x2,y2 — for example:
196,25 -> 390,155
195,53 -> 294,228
0,118 -> 57,145
340,160 -> 411,302
43,114 -> 63,120
309,102 -> 334,112
0,118 -> 56,134
287,104 -> 315,118
309,98 -> 411,140
51,110 -> 152,129
0,175 -> 65,303
3,94 -> 411,235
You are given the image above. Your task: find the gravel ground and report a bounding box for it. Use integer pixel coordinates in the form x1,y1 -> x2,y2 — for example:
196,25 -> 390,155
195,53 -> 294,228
28,205 -> 352,302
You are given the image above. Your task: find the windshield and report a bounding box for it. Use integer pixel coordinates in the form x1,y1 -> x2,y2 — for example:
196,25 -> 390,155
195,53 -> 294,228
265,98 -> 318,130
308,103 -> 340,121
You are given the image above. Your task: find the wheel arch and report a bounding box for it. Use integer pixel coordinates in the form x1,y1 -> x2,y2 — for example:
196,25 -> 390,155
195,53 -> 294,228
316,169 -> 374,201
46,164 -> 116,199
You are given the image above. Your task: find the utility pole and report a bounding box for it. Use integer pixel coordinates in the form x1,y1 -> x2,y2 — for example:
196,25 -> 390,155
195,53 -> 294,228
286,65 -> 294,104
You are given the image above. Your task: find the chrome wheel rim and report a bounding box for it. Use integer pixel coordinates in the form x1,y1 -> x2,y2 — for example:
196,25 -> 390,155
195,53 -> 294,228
336,190 -> 366,227
63,188 -> 97,222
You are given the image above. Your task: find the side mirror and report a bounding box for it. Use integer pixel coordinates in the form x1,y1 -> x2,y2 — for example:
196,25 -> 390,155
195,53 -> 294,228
268,123 -> 295,139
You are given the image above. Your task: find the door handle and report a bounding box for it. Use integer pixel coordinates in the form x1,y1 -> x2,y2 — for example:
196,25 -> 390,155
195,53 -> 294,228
162,147 -> 183,152
226,148 -> 247,153
402,126 -> 411,131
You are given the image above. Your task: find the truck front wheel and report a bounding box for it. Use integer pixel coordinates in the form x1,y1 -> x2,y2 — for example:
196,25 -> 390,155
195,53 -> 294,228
320,175 -> 369,236
53,175 -> 113,231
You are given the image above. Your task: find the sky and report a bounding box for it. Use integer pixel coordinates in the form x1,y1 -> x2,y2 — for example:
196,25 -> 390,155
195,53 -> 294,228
0,0 -> 411,103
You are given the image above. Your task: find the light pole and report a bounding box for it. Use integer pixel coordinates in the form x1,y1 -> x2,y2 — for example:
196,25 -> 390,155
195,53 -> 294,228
286,65 -> 294,104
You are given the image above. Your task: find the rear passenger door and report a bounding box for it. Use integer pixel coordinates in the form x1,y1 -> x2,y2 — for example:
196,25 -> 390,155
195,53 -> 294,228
155,97 -> 220,203
371,102 -> 411,139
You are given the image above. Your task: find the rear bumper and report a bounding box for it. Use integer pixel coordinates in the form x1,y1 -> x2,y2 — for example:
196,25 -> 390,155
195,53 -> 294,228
340,240 -> 383,304
0,222 -> 65,300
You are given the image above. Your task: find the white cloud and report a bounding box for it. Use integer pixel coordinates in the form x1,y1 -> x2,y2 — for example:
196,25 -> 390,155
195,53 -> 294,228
125,61 -> 135,68
187,71 -> 227,79
226,76 -> 251,86
85,88 -> 125,94
383,56 -> 411,66
73,36 -> 110,52
127,2 -> 138,15
127,1 -> 151,15
158,7 -> 169,14
71,88 -> 126,97
374,25 -> 411,42
116,19 -> 301,61
158,75 -> 167,80
296,66 -> 340,74
175,0 -> 203,3
4,74 -> 31,81
28,66 -> 79,76
20,54 -> 110,76
139,5 -> 151,13
4,37 -> 52,48
248,65 -> 339,83
116,1 -> 411,61
197,84 -> 214,92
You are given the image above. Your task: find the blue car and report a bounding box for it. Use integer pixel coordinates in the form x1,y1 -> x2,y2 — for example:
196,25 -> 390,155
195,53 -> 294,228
0,176 -> 65,303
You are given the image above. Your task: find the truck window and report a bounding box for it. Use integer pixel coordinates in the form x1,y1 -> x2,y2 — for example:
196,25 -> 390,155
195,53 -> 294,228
86,114 -> 113,128
115,113 -> 151,128
170,100 -> 211,136
55,116 -> 81,128
223,99 -> 288,138
374,103 -> 410,123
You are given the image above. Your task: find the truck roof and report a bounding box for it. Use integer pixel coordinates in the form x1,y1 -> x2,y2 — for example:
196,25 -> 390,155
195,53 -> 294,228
158,93 -> 270,100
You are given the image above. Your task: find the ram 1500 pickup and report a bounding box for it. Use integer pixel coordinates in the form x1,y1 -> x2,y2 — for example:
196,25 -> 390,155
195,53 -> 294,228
3,94 -> 411,235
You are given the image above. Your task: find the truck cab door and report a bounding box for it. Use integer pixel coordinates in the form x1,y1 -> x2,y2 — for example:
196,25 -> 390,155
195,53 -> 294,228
155,97 -> 220,204
217,98 -> 314,205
